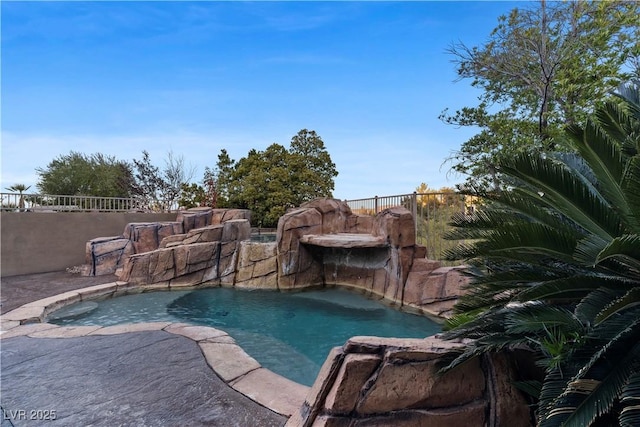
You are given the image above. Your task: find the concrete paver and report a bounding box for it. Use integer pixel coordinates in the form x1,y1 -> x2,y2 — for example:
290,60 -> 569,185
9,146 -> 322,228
0,271 -> 291,426
1,332 -> 286,427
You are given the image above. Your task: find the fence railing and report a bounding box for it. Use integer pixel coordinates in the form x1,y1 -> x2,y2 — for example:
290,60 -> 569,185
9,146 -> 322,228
0,193 -> 147,212
345,192 -> 474,262
2,190 -> 473,261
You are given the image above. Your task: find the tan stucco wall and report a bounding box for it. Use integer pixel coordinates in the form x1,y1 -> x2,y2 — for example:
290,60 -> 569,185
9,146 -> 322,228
1,212 -> 177,277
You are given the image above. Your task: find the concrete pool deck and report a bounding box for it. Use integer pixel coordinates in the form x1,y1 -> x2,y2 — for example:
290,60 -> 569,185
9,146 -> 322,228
0,271 -> 308,426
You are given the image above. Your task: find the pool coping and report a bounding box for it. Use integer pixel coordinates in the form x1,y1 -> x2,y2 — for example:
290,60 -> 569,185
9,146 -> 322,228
0,281 -> 310,418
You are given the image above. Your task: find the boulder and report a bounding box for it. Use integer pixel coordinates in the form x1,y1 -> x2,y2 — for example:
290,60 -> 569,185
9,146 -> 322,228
288,335 -> 531,427
301,198 -> 352,234
277,207 -> 323,290
124,222 -> 183,254
403,266 -> 470,318
235,242 -> 278,289
85,236 -> 134,276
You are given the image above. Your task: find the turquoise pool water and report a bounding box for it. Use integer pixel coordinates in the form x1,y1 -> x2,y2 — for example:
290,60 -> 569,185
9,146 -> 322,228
48,287 -> 441,385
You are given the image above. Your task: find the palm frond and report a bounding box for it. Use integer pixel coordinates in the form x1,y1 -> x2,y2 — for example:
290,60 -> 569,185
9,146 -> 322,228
517,273 -> 634,303
621,157 -> 640,232
595,288 -> 640,324
595,234 -> 640,273
504,305 -> 582,334
541,324 -> 640,427
575,287 -> 627,324
443,84 -> 640,425
566,120 -> 635,228
620,372 -> 640,427
500,154 -> 623,240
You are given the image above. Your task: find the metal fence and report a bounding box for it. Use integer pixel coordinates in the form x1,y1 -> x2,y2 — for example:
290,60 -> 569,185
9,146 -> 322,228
345,192 -> 473,262
0,192 -> 146,212
2,190 -> 473,261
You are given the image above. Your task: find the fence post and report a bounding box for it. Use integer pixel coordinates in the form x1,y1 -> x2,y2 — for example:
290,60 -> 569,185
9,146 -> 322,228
374,196 -> 379,214
412,192 -> 418,243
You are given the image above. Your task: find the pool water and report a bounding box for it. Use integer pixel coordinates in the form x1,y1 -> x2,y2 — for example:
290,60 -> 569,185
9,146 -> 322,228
48,287 -> 441,386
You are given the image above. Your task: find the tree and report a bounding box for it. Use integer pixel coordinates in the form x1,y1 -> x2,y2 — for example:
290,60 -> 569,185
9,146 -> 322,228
212,129 -> 338,227
289,129 -> 338,205
442,83 -> 640,426
36,152 -> 135,198
131,150 -> 163,210
213,149 -> 235,207
441,0 -> 640,191
178,183 -> 207,209
132,150 -> 196,212
229,144 -> 296,227
5,184 -> 32,210
201,166 -> 218,208
162,150 -> 196,211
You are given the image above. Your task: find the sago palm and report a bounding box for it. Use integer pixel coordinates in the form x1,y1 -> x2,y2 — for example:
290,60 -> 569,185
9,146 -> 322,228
442,83 -> 640,427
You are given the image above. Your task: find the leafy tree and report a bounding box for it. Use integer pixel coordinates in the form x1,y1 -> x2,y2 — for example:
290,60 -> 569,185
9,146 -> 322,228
289,129 -> 338,205
212,129 -> 338,227
213,149 -> 235,207
414,183 -> 466,260
131,150 -> 163,210
36,152 -> 135,198
162,150 -> 196,211
132,150 -> 195,212
230,144 -> 296,226
441,0 -> 640,191
442,83 -> 640,426
201,166 -> 218,208
178,183 -> 207,209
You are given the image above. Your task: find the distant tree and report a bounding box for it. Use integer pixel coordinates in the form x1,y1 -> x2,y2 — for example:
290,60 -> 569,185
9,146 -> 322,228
162,150 -> 196,211
229,144 -> 296,226
201,166 -> 218,208
178,183 -> 206,209
5,184 -> 32,210
212,129 -> 338,227
36,152 -> 135,198
213,149 -> 235,207
415,182 -> 435,207
441,0 -> 640,191
131,150 -> 163,210
289,129 -> 338,205
132,150 -> 196,212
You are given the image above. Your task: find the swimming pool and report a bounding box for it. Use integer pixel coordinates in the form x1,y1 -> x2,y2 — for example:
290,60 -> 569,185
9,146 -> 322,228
48,287 -> 441,386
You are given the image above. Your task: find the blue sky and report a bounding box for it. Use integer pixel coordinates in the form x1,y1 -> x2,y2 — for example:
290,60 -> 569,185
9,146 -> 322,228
2,1 -> 522,199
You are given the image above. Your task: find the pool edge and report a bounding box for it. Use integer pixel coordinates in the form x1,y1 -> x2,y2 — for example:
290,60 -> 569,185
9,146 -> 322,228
0,281 -> 310,418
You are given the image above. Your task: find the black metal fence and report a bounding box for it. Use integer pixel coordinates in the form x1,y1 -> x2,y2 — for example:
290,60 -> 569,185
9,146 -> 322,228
345,192 -> 473,262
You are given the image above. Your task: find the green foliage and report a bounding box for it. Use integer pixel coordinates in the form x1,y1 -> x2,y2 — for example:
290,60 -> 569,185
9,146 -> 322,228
442,0 -> 640,191
178,183 -> 206,209
442,83 -> 640,426
131,150 -> 195,212
212,129 -> 338,227
5,184 -> 31,194
414,185 -> 469,262
5,184 -> 32,210
36,151 -> 135,198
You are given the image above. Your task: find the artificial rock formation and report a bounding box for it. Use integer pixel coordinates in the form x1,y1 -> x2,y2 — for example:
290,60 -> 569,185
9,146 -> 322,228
286,336 -> 532,427
277,198 -> 468,318
84,200 -> 469,318
75,199 -> 533,426
83,208 -> 250,277
118,219 -> 251,287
